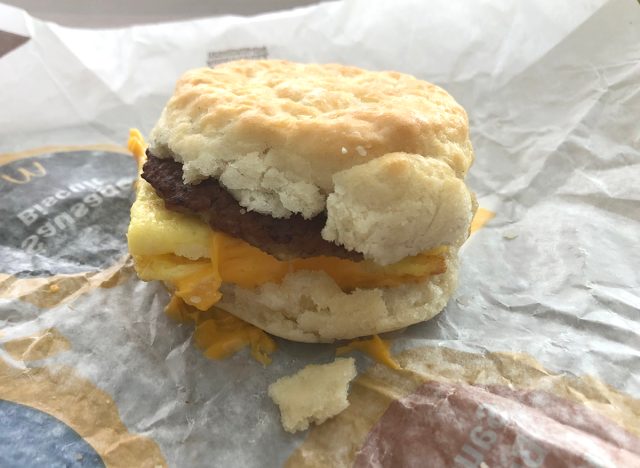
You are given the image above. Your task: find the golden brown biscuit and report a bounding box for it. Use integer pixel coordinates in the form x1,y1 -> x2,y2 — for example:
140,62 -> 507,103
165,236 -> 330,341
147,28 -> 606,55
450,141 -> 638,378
149,60 -> 474,264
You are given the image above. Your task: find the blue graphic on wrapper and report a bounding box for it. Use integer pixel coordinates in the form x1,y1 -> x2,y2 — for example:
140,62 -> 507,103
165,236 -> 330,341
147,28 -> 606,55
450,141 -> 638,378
0,399 -> 104,468
0,150 -> 136,277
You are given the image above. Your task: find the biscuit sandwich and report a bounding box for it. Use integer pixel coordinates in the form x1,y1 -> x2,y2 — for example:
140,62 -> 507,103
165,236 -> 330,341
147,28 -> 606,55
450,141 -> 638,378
127,60 -> 476,343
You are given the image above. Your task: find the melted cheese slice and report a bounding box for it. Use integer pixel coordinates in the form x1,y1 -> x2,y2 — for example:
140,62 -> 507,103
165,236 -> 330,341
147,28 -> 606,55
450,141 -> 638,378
134,232 -> 446,310
133,233 -> 447,312
210,231 -> 447,290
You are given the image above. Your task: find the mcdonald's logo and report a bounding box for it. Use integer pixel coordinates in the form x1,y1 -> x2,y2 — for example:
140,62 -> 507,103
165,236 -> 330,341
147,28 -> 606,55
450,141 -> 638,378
1,161 -> 47,184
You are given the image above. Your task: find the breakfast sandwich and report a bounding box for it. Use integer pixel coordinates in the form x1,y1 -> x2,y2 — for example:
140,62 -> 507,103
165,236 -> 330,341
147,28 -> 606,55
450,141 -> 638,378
127,60 -> 476,342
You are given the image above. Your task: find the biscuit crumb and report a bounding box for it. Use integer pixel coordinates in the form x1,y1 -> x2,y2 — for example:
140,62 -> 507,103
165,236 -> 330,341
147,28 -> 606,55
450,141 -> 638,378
356,145 -> 367,156
269,358 -> 357,432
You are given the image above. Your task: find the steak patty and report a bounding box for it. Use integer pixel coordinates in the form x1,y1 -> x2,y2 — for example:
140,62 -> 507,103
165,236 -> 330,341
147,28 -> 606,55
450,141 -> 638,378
142,151 -> 363,261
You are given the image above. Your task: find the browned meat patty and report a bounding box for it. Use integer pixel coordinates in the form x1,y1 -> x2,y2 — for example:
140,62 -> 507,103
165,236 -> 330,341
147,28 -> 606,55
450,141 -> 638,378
141,151 -> 363,261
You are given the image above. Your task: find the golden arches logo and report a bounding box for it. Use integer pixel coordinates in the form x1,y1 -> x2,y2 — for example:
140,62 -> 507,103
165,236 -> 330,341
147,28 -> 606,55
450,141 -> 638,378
1,161 -> 46,184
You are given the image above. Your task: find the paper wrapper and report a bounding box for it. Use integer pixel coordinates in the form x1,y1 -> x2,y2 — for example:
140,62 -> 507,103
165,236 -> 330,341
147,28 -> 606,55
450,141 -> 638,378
1,1 -> 639,466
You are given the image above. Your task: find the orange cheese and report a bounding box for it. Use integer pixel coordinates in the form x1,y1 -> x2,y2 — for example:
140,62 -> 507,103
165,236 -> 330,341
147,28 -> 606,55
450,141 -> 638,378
174,266 -> 222,310
166,296 -> 277,365
212,231 -> 447,290
128,128 -> 146,169
470,207 -> 495,234
336,335 -> 400,370
165,294 -> 200,322
134,234 -> 447,312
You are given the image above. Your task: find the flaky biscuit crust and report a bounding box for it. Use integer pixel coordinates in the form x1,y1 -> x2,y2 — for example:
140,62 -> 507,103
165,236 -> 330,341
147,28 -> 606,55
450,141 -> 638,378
151,60 -> 472,181
150,60 -> 475,263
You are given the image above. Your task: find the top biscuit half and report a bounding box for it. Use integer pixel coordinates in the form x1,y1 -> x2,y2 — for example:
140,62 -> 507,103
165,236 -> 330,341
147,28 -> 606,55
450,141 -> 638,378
149,60 -> 475,265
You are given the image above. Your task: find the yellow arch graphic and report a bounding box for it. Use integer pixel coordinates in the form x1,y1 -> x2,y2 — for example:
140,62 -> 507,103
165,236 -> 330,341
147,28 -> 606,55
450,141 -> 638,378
0,329 -> 167,468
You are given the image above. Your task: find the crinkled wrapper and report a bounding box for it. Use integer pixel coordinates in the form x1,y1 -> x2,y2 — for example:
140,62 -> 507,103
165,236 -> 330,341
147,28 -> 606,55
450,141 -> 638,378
0,1 -> 639,467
